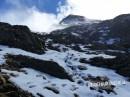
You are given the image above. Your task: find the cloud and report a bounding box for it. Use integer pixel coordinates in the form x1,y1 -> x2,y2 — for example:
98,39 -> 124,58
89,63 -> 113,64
1,0 -> 130,33
0,0 -> 69,33
65,0 -> 130,20
20,8 -> 59,33
57,1 -> 73,20
0,8 -> 57,33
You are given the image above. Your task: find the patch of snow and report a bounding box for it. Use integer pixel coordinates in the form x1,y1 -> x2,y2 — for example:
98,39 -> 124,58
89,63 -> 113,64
106,39 -> 116,45
71,32 -> 79,36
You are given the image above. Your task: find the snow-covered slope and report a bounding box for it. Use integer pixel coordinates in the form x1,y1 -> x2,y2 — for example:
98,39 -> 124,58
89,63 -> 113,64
1,45 -> 130,97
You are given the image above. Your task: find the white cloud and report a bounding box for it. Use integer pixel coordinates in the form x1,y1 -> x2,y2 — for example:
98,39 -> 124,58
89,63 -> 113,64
20,8 -> 59,33
0,0 -> 130,33
57,1 -> 73,20
0,0 -> 67,33
65,0 -> 130,20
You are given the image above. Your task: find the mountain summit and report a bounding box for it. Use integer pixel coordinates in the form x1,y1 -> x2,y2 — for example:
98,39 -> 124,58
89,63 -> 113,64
60,14 -> 100,25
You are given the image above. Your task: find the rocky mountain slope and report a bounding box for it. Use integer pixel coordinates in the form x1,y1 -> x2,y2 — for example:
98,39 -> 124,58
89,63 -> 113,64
0,14 -> 130,97
49,14 -> 130,50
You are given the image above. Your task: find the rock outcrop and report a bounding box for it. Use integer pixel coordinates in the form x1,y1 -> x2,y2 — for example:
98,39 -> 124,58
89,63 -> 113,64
80,52 -> 130,79
0,22 -> 45,54
4,54 -> 73,81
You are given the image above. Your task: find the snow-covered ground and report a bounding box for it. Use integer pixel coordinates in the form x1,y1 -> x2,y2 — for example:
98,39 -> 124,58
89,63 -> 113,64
0,45 -> 130,97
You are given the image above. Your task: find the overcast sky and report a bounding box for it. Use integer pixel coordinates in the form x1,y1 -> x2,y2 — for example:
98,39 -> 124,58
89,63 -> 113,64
0,0 -> 130,33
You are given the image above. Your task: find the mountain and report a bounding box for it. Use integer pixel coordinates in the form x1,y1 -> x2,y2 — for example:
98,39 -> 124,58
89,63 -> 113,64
0,14 -> 130,97
59,14 -> 100,25
49,14 -> 130,50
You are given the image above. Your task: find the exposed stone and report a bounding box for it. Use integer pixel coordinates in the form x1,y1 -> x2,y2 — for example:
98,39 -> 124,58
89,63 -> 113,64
77,65 -> 87,70
79,58 -> 88,64
0,22 -> 45,54
77,80 -> 84,85
4,54 -> 73,81
90,87 -> 96,90
44,86 -> 59,94
85,53 -> 130,78
0,74 -> 34,97
74,93 -> 80,97
37,93 -> 44,97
